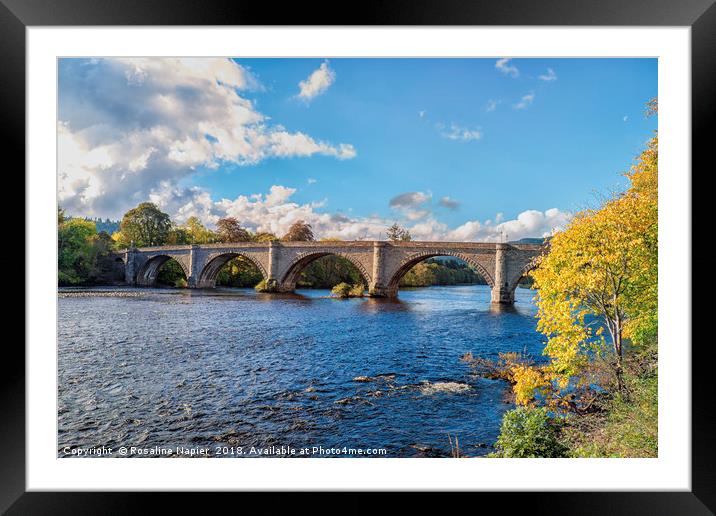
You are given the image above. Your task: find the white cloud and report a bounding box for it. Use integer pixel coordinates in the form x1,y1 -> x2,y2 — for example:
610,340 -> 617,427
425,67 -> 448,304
149,183 -> 221,225
436,123 -> 483,141
297,61 -> 335,101
155,184 -> 571,243
495,58 -> 519,78
58,58 -> 355,218
485,99 -> 500,112
538,68 -> 557,81
267,131 -> 356,159
307,178 -> 317,184
514,92 -> 535,110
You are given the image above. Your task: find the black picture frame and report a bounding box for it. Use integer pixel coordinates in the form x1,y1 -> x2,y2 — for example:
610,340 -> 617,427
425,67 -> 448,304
3,0 -> 711,512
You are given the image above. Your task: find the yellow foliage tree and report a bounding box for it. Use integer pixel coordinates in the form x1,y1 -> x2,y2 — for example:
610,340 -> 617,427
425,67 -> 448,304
528,136 -> 658,393
182,216 -> 217,244
510,365 -> 549,406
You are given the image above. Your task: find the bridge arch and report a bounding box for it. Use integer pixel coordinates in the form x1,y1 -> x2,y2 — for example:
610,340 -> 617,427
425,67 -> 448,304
135,254 -> 189,287
386,250 -> 495,296
197,252 -> 268,288
506,256 -> 540,292
279,251 -> 371,291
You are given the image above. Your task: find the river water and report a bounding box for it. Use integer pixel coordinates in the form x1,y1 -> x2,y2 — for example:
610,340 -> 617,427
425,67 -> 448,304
58,284 -> 544,458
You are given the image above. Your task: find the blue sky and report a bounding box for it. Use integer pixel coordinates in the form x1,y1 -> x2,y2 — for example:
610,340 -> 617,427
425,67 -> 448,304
58,57 -> 657,241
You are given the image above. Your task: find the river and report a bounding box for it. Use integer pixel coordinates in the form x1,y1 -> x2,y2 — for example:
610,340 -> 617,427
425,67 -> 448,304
58,284 -> 544,458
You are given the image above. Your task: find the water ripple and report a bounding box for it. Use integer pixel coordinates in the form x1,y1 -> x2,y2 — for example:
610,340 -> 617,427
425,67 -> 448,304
58,285 -> 541,457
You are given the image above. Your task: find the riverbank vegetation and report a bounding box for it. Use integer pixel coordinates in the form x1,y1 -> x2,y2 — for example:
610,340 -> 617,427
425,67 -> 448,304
58,209 -> 117,285
331,282 -> 366,298
466,111 -> 658,458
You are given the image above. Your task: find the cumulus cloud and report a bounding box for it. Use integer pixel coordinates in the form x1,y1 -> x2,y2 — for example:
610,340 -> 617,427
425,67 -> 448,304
151,184 -> 570,243
439,196 -> 460,210
514,92 -> 535,110
538,68 -> 557,81
58,58 -> 355,218
436,123 -> 482,141
406,207 -> 569,242
495,58 -> 519,78
213,185 -> 391,240
297,61 -> 335,101
149,183 -> 222,225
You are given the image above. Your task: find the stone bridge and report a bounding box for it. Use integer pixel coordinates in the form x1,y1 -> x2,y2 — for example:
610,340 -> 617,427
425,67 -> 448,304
120,241 -> 545,304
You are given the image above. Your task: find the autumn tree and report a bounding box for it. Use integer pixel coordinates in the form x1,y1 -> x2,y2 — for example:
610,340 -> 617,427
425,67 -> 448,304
182,216 -> 217,244
386,223 -> 412,242
254,232 -> 278,243
115,202 -> 172,247
529,136 -> 658,392
282,220 -> 314,242
216,217 -> 251,243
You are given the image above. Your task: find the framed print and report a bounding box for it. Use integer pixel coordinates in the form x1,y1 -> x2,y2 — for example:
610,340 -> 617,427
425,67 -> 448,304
4,0 -> 714,511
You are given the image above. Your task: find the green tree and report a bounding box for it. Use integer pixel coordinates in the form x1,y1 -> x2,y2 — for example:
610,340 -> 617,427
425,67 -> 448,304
215,257 -> 264,287
299,255 -> 363,288
386,223 -> 412,242
399,259 -> 485,287
58,218 -> 97,284
156,259 -> 187,287
166,226 -> 191,245
116,202 -> 172,247
282,220 -> 314,242
182,216 -> 216,244
90,230 -> 115,256
216,217 -> 252,242
400,262 -> 436,287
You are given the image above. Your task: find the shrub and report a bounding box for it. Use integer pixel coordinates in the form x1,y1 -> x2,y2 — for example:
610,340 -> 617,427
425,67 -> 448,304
331,282 -> 352,298
349,283 -> 365,297
331,282 -> 364,298
493,407 -> 567,458
255,279 -> 279,293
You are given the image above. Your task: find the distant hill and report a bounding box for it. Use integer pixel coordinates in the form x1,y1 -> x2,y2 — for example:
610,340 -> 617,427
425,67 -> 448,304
508,237 -> 547,245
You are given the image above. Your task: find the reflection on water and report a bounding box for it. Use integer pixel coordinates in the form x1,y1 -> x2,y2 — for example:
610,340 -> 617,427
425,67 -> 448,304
58,284 -> 542,458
